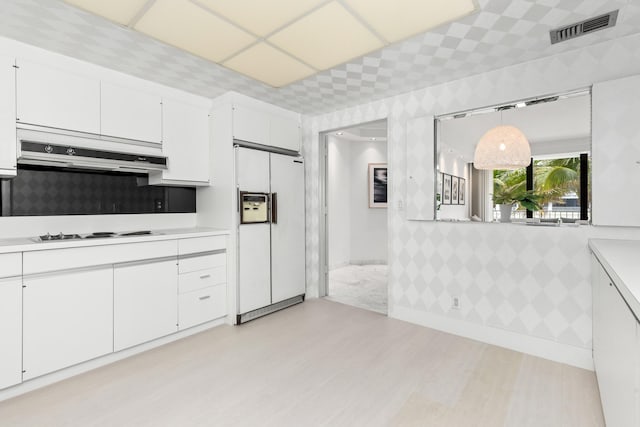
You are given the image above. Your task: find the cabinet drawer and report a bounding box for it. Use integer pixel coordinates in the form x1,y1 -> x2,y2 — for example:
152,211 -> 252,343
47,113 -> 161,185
178,235 -> 226,255
24,240 -> 177,275
0,253 -> 21,278
179,253 -> 225,274
178,285 -> 226,330
179,267 -> 225,294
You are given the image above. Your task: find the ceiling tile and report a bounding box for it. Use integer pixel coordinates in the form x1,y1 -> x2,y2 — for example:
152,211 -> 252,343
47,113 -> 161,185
134,0 -> 256,63
268,1 -> 384,70
63,0 -> 149,25
344,0 -> 477,42
197,0 -> 325,37
224,43 -> 315,87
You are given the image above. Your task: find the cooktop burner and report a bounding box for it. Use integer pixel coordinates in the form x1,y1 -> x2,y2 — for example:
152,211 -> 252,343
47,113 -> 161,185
83,232 -> 116,239
37,231 -> 153,242
119,230 -> 152,236
39,233 -> 82,241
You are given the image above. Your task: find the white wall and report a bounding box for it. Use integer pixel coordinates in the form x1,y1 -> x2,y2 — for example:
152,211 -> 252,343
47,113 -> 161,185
349,140 -> 387,264
303,32 -> 640,370
327,136 -> 351,269
327,136 -> 387,269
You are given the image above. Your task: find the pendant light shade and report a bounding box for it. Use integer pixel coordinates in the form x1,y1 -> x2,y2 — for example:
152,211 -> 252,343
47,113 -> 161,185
473,125 -> 531,170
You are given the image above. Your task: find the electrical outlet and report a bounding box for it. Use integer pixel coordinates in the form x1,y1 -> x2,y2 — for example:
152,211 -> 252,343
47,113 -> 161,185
452,297 -> 460,310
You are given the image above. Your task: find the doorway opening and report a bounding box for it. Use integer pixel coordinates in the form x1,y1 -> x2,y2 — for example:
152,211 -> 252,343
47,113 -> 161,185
320,119 -> 388,314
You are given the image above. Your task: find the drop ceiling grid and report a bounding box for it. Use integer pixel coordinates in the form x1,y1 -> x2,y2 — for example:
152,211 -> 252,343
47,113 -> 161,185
0,0 -> 638,115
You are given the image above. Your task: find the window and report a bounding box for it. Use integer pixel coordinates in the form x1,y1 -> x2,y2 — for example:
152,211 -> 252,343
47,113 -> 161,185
493,154 -> 590,222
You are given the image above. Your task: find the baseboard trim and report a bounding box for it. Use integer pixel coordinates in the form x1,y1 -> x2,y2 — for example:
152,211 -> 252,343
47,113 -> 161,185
0,317 -> 227,402
392,306 -> 594,371
349,260 -> 387,266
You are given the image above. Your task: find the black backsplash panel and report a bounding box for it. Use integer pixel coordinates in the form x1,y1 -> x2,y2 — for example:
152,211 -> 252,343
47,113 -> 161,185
3,166 -> 195,216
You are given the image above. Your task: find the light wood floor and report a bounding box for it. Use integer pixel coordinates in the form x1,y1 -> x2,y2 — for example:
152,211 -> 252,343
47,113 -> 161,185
0,299 -> 604,427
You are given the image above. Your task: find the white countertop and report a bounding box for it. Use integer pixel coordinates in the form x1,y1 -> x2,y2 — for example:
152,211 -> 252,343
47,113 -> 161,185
0,227 -> 229,254
589,239 -> 640,320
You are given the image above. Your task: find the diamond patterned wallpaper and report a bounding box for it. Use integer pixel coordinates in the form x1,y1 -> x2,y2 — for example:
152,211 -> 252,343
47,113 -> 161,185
303,32 -> 640,360
406,116 -> 435,220
0,0 -> 639,115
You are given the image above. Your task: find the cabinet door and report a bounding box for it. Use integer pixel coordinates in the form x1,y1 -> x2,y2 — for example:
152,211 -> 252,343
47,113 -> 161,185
113,259 -> 178,351
0,278 -> 22,389
161,98 -> 209,183
16,59 -> 100,134
178,284 -> 226,330
233,105 -> 269,145
101,81 -> 162,143
238,223 -> 271,313
592,256 -> 639,427
237,147 -> 270,192
270,154 -> 305,303
592,74 -> 640,226
269,114 -> 300,152
22,267 -> 113,380
0,56 -> 16,177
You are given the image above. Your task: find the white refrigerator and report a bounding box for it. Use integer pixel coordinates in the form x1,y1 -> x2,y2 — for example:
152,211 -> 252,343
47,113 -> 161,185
236,146 -> 305,322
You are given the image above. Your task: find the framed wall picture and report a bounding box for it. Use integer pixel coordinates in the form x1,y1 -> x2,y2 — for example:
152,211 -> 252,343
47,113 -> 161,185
451,176 -> 459,205
443,174 -> 452,205
458,177 -> 466,205
368,163 -> 388,208
437,172 -> 443,207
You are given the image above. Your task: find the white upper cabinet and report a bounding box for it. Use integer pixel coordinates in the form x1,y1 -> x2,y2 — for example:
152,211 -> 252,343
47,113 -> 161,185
149,98 -> 210,185
592,74 -> 640,227
0,55 -> 16,177
100,81 -> 162,144
270,114 -> 301,152
15,58 -> 100,134
233,105 -> 269,146
232,104 -> 300,152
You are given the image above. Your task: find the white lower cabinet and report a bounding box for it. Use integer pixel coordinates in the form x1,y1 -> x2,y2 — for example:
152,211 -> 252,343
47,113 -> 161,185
177,250 -> 227,330
2,235 -> 227,391
0,278 -> 22,389
592,254 -> 640,427
179,285 -> 226,330
113,259 -> 178,351
22,267 -> 113,380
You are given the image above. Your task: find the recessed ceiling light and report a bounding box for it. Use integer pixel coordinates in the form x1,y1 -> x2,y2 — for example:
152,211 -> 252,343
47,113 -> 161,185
336,131 -> 344,135
268,2 -> 384,70
63,0 -> 478,88
197,0 -> 325,37
223,42 -> 315,87
134,0 -> 256,63
371,137 -> 376,141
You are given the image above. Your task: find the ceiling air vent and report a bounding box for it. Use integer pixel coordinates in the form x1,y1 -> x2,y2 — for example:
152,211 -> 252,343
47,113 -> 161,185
550,10 -> 618,44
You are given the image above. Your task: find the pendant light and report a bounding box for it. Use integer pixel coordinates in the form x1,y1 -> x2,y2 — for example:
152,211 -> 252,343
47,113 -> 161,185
473,109 -> 531,170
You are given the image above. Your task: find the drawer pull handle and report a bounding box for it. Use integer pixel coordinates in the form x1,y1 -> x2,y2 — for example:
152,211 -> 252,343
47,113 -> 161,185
200,274 -> 211,279
199,295 -> 211,300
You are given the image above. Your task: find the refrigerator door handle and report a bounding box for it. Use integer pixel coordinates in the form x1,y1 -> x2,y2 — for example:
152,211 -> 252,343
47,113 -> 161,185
271,192 -> 278,224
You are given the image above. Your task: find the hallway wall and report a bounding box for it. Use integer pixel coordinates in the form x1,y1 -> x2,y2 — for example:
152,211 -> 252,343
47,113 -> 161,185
327,136 -> 387,269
